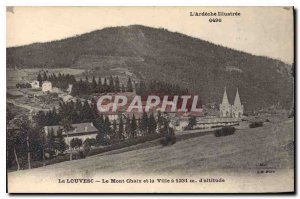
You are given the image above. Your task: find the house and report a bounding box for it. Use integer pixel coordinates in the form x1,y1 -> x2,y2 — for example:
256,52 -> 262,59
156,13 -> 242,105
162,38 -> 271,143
44,122 -> 99,147
30,80 -> 40,89
67,84 -> 73,93
42,81 -> 52,92
62,94 -> 74,102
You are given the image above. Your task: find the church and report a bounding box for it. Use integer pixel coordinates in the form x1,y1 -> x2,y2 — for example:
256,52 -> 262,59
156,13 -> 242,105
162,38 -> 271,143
219,87 -> 244,118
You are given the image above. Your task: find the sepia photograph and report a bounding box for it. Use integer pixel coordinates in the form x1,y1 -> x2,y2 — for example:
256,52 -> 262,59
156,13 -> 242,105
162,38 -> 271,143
6,6 -> 294,193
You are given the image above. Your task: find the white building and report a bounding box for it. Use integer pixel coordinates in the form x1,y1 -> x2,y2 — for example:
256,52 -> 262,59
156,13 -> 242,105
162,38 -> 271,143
219,87 -> 243,118
30,80 -> 40,89
42,81 -> 52,92
44,122 -> 99,148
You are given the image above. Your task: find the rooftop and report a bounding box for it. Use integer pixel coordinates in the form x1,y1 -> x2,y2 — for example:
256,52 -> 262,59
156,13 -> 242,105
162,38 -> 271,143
44,122 -> 98,136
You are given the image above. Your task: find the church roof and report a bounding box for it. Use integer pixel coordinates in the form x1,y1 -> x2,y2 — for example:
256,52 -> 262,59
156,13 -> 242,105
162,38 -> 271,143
233,88 -> 242,106
221,87 -> 230,105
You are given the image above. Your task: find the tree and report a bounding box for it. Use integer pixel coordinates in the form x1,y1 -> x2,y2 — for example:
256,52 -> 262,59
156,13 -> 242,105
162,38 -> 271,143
7,128 -> 25,170
121,84 -> 125,93
11,116 -> 33,169
96,133 -> 110,146
126,77 -> 133,92
59,118 -> 74,160
125,117 -> 130,139
46,128 -> 55,157
35,111 -> 46,127
84,138 -> 96,147
54,129 -> 67,154
97,77 -> 103,93
103,77 -> 108,93
118,116 -> 124,141
130,115 -> 137,138
70,138 -> 82,149
148,113 -> 157,134
115,76 -> 120,93
92,76 -> 97,93
42,71 -> 48,81
141,112 -> 148,135
37,73 -> 43,87
82,100 -> 93,122
59,118 -> 74,132
112,119 -> 117,142
104,116 -> 111,134
109,76 -> 115,92
188,116 -> 197,129
157,111 -> 163,133
83,139 -> 91,157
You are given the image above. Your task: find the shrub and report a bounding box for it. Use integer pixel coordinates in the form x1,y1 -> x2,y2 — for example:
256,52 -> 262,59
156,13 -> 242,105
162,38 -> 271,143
88,133 -> 164,156
214,126 -> 236,137
160,135 -> 177,146
249,122 -> 263,128
83,141 -> 91,157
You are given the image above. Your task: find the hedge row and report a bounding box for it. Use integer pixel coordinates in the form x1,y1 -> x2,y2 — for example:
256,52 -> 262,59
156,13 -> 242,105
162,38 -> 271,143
214,126 -> 236,137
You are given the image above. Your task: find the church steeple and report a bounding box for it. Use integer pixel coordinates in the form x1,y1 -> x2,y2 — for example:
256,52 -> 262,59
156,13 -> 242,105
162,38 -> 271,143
233,88 -> 242,107
221,87 -> 230,105
220,87 -> 232,117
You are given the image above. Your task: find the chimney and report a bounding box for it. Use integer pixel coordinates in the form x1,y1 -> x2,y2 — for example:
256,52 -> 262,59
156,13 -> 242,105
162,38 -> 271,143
90,122 -> 93,127
85,126 -> 88,132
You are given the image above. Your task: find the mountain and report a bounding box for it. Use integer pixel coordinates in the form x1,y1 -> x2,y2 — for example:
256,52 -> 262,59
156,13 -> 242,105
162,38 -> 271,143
6,25 -> 294,112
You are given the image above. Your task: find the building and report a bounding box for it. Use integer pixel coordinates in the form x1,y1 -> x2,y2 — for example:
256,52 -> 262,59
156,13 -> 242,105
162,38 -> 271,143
42,81 -> 52,92
44,122 -> 99,147
219,87 -> 243,118
67,84 -> 73,93
30,80 -> 40,89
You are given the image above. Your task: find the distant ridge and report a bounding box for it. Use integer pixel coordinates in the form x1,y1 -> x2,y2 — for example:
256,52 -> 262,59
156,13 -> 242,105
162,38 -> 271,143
6,25 -> 294,111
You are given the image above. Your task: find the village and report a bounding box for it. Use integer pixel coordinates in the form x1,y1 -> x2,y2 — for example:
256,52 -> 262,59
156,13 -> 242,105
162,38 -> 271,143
6,69 -> 277,172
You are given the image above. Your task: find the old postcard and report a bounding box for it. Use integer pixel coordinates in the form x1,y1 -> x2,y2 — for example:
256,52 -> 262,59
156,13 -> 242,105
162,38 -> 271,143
6,6 -> 294,193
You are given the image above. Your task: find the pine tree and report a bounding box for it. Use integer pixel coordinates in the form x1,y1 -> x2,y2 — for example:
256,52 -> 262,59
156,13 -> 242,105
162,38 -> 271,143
125,117 -> 130,139
121,84 -> 125,93
104,116 -> 111,134
92,76 -> 97,93
42,71 -> 48,81
115,76 -> 120,93
112,119 -> 117,134
148,113 -> 157,134
118,116 -> 124,140
85,76 -> 91,94
55,129 -> 67,154
90,98 -> 98,119
103,77 -> 109,93
157,111 -> 163,133
188,116 -> 197,129
141,112 -> 148,135
126,77 -> 133,92
37,73 -> 43,87
47,128 -> 55,155
35,111 -> 46,127
98,77 -> 103,93
82,100 -> 93,122
130,115 -> 137,138
109,76 -> 115,93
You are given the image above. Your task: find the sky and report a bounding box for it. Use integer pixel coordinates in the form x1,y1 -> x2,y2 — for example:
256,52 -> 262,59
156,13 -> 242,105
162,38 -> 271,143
6,6 -> 294,64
